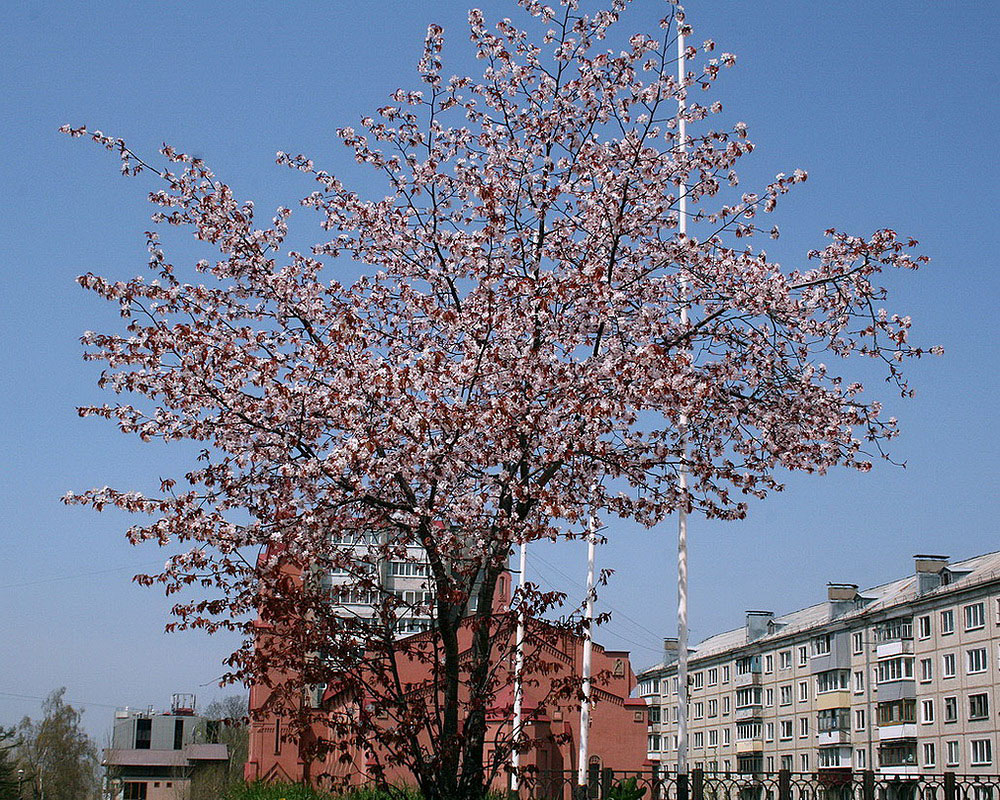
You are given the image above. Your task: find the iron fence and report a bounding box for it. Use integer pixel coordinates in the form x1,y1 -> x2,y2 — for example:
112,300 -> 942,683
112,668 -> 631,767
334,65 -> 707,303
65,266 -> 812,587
509,770 -> 1000,800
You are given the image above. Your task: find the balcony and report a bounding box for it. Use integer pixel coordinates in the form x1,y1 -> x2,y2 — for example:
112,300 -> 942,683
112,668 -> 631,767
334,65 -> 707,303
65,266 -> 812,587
875,680 -> 916,701
734,705 -> 763,721
876,639 -> 914,659
735,738 -> 763,754
877,723 -> 917,740
735,671 -> 761,688
816,691 -> 852,711
817,729 -> 851,746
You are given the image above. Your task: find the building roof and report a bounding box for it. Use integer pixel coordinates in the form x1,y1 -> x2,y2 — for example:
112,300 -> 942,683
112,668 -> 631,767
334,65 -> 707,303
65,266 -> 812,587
639,550 -> 1000,676
103,743 -> 229,767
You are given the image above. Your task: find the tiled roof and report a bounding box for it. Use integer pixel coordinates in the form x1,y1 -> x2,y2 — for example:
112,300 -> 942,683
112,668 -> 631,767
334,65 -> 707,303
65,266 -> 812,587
638,550 -> 1000,676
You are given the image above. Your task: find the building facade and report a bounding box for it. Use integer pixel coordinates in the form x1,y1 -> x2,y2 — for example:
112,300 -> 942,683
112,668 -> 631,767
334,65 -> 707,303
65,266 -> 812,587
638,552 -> 1000,776
103,694 -> 229,800
245,618 -> 650,786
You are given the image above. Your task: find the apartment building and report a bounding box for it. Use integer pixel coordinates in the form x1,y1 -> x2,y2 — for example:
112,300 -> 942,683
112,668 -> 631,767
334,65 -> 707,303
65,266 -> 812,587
638,551 -> 1000,776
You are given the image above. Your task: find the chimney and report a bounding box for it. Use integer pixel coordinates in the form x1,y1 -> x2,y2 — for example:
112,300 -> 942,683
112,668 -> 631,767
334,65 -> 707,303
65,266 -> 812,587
745,611 -> 773,643
663,637 -> 679,665
827,583 -> 858,618
914,554 -> 949,596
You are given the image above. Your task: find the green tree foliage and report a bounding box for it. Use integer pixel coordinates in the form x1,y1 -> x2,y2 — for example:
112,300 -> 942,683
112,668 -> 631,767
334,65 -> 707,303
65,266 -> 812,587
15,689 -> 99,800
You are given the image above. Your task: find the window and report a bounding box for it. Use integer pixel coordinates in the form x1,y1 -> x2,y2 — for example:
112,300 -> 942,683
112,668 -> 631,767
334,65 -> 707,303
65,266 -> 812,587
942,653 -> 956,678
779,650 -> 791,670
971,739 -> 993,766
944,696 -> 958,723
967,647 -> 988,674
694,702 -> 704,719
969,693 -> 989,720
780,720 -> 793,740
941,609 -> 955,634
722,665 -> 730,683
766,756 -> 774,772
921,699 -> 934,724
798,681 -> 809,702
173,718 -> 184,750
923,742 -> 936,768
723,759 -> 731,772
674,706 -> 679,722
856,749 -> 866,769
800,754 -> 809,771
799,717 -> 809,738
855,709 -> 866,731
965,602 -> 985,631
672,677 -> 679,694
820,748 -> 842,769
764,654 -> 773,673
694,732 -> 704,748
853,631 -> 864,654
919,658 -> 933,683
813,633 -> 832,656
876,657 -> 913,683
819,707 -> 849,732
798,646 -> 808,666
917,615 -> 931,639
765,722 -> 774,741
765,688 -> 773,707
274,718 -> 281,755
779,685 -> 792,706
709,729 -> 718,746
947,741 -> 960,766
723,696 -> 730,715
708,699 -> 718,718
692,671 -> 704,689
877,699 -> 916,726
648,734 -> 661,752
388,561 -> 429,577
854,670 -> 865,694
817,670 -> 849,693
781,755 -> 793,771
736,687 -> 762,708
723,727 -> 731,745
123,784 -> 148,800
708,667 -> 718,686
648,706 -> 661,723
134,718 -> 152,750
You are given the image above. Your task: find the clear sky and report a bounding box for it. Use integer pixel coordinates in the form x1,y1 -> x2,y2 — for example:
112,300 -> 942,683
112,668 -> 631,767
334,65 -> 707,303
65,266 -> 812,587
1,1 -> 997,744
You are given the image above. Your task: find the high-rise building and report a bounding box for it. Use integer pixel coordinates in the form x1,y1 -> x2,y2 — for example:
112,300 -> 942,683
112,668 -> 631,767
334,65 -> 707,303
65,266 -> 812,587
637,552 -> 1000,776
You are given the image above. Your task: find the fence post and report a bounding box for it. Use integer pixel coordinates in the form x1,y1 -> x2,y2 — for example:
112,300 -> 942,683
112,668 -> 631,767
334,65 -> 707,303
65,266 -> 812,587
862,770 -> 875,800
778,769 -> 791,800
678,772 -> 689,800
944,772 -> 956,800
692,768 -> 704,800
601,768 -> 614,800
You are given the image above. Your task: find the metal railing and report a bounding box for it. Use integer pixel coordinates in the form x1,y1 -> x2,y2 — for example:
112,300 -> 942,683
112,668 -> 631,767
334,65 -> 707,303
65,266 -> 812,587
509,769 -> 1000,800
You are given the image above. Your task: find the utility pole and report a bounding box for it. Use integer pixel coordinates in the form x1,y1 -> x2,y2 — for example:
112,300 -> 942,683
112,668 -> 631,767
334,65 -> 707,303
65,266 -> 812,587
576,505 -> 598,791
510,541 -> 527,794
675,20 -> 691,779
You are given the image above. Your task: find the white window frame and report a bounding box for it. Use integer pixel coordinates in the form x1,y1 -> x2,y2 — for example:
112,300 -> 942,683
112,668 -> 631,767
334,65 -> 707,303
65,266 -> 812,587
965,602 -> 985,631
971,739 -> 993,767
941,609 -> 955,635
967,647 -> 988,674
942,652 -> 956,678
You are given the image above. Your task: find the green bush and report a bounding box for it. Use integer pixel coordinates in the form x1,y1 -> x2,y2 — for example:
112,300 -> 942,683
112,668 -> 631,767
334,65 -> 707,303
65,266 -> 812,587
223,781 -> 424,800
605,776 -> 647,800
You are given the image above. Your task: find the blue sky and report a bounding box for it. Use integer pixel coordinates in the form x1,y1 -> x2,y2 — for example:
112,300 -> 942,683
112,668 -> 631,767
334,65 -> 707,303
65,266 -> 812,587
1,1 -> 997,742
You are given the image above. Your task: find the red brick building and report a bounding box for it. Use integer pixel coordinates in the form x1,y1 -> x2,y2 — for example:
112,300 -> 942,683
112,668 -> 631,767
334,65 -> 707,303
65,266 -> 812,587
245,619 -> 649,787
